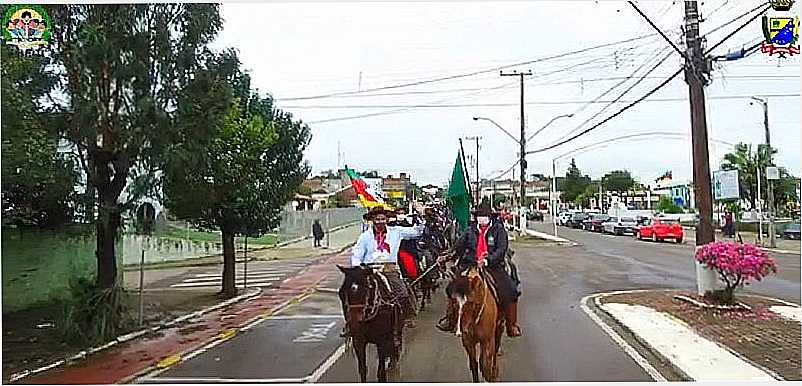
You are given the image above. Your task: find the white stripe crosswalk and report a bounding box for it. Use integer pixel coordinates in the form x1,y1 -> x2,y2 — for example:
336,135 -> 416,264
167,263 -> 309,289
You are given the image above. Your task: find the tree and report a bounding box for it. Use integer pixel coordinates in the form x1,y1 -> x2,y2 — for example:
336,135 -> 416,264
601,170 -> 635,193
695,241 -> 777,305
574,182 -> 600,208
297,185 -> 313,196
1,42 -> 78,228
656,195 -> 683,214
164,52 -> 311,297
559,158 -> 591,203
720,142 -> 798,214
46,4 -> 223,288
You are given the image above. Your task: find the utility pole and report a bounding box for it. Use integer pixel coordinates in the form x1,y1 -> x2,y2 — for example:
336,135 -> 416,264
685,0 -> 717,295
552,159 -> 558,236
752,97 -> 776,248
500,70 -> 533,233
464,136 -> 482,206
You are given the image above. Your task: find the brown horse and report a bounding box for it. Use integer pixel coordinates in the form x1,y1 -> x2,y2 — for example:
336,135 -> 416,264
338,265 -> 402,383
447,265 -> 504,382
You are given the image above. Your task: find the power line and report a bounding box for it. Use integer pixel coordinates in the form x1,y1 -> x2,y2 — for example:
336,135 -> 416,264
277,32 -> 662,101
705,3 -> 771,55
555,47 -> 676,143
702,2 -> 768,39
525,68 -> 685,155
283,93 -> 800,109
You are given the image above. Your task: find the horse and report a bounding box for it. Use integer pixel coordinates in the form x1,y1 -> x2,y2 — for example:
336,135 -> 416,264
446,264 -> 504,382
338,265 -> 403,383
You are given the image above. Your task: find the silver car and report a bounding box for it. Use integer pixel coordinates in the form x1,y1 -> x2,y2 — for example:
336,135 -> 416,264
602,216 -> 638,236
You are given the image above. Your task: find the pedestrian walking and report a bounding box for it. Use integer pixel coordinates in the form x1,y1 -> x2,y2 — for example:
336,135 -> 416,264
312,219 -> 324,247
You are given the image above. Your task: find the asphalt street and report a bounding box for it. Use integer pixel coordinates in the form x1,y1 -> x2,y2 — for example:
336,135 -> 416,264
139,221 -> 801,383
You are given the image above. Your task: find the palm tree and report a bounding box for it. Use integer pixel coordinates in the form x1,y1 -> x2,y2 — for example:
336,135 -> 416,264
720,143 -> 776,210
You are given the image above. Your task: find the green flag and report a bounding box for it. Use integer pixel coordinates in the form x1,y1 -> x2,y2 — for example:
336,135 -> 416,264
447,151 -> 471,231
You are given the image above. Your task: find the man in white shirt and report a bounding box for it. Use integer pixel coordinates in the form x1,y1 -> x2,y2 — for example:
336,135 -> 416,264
339,203 -> 427,337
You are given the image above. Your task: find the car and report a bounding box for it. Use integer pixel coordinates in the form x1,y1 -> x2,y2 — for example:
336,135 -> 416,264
566,212 -> 589,228
602,216 -> 638,235
636,217 -> 684,243
558,211 -> 574,226
583,214 -> 611,232
527,211 -> 544,222
782,223 -> 800,240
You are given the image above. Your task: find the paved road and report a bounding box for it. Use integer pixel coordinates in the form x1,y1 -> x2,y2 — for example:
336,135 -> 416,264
138,221 -> 800,383
529,219 -> 800,304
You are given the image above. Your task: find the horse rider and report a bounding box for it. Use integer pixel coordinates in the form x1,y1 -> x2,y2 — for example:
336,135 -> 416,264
436,201 -> 522,337
339,203 -> 427,337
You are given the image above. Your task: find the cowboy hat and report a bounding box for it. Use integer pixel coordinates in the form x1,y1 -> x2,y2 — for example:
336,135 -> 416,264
365,206 -> 394,220
473,201 -> 493,217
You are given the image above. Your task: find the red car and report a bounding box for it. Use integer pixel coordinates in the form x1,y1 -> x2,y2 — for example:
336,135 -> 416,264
636,217 -> 684,243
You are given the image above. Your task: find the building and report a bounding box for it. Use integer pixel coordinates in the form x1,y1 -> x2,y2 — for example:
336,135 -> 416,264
382,173 -> 411,203
651,179 -> 695,209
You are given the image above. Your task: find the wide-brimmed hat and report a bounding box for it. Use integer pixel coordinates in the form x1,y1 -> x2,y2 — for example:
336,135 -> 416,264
365,206 -> 394,220
472,201 -> 493,217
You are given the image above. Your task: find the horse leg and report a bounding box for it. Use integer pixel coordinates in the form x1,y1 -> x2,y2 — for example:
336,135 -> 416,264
479,338 -> 497,382
463,339 -> 480,383
354,338 -> 368,383
376,344 -> 387,383
493,321 -> 504,380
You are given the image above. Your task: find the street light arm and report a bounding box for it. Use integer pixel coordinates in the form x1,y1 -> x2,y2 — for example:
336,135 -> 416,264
473,116 -> 520,144
525,113 -> 574,143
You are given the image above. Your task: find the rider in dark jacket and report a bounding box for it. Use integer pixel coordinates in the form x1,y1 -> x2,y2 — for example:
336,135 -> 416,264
437,202 -> 522,337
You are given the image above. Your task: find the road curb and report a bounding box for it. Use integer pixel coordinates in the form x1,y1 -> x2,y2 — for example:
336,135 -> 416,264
127,251 -> 349,384
7,288 -> 263,384
582,289 -> 795,381
128,285 -> 324,384
523,229 -> 572,243
580,291 -> 674,382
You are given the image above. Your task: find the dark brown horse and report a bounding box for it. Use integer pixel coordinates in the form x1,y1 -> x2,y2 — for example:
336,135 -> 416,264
447,265 -> 504,382
338,265 -> 402,383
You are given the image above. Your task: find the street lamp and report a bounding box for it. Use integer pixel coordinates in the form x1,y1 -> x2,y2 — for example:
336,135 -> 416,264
749,96 -> 775,248
474,113 -> 573,232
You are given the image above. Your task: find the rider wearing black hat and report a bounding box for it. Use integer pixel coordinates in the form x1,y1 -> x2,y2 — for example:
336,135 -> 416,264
437,201 -> 522,337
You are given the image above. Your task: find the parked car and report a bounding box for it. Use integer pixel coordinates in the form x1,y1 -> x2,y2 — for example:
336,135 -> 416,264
558,211 -> 574,226
782,223 -> 800,240
602,216 -> 638,235
527,211 -> 544,222
583,214 -> 610,232
566,212 -> 589,228
636,217 -> 684,243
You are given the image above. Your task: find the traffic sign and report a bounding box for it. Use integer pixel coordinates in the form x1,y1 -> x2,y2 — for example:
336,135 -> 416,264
713,170 -> 740,200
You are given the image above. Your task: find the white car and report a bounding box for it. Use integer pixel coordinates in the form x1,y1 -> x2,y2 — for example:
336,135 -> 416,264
602,216 -> 638,236
558,212 -> 573,226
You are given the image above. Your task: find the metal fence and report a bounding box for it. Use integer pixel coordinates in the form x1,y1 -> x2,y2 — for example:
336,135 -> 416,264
278,207 -> 365,242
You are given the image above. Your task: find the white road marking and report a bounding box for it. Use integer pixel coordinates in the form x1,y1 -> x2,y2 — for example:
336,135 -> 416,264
170,281 -> 274,288
292,321 -> 337,343
266,315 -> 342,320
602,303 -> 776,381
769,306 -> 802,322
185,274 -> 283,282
141,377 -> 308,383
193,270 -> 291,278
580,295 -> 667,382
307,343 -> 348,383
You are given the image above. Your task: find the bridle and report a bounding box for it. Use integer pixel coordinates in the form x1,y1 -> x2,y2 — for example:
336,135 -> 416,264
346,268 -> 397,323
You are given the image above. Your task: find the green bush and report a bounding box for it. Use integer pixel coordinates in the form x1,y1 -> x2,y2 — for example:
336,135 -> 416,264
59,277 -> 132,346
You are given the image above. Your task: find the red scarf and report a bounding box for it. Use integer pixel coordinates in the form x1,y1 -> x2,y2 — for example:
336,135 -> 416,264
475,224 -> 490,261
374,230 -> 390,253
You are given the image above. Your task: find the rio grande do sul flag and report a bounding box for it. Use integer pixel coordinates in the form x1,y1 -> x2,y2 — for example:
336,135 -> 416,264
345,168 -> 393,210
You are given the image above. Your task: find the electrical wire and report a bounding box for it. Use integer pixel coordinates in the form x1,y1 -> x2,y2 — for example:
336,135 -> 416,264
525,67 -> 685,155
277,32 -> 663,101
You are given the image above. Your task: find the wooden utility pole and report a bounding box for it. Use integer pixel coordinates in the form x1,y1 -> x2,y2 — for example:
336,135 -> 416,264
684,0 -> 717,294
501,70 -> 533,230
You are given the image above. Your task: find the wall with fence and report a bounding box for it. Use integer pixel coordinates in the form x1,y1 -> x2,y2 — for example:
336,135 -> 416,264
278,207 -> 365,242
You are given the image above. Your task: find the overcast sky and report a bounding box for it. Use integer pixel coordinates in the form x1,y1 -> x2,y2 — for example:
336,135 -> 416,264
213,1 -> 800,187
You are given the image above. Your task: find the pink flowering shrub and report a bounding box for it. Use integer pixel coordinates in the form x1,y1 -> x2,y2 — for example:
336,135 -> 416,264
695,241 -> 778,304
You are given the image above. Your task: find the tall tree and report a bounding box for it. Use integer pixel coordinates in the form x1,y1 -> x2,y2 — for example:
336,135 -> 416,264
46,4 -> 223,288
1,42 -> 78,228
560,158 -> 591,203
601,170 -> 635,193
164,52 -> 311,296
720,142 -> 796,212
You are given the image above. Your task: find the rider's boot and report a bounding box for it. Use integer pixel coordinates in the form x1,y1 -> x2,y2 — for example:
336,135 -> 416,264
436,298 -> 456,332
504,301 -> 522,337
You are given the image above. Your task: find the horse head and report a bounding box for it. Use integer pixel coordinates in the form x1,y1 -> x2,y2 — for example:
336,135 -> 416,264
338,265 -> 375,323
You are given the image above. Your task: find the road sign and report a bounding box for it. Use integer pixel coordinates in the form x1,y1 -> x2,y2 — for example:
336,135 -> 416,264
713,170 -> 740,200
766,166 -> 780,180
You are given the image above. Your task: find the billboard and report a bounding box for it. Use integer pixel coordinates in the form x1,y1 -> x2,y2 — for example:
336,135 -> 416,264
713,170 -> 740,200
